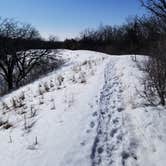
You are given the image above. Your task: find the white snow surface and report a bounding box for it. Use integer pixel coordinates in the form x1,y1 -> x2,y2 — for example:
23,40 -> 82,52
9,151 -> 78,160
0,50 -> 166,166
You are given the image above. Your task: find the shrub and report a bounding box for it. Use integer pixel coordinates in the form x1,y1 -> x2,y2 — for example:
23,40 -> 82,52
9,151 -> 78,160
142,41 -> 166,105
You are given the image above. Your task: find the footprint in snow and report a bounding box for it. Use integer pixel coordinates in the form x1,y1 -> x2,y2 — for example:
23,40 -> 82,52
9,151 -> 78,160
112,118 -> 119,124
117,107 -> 124,112
88,104 -> 93,108
80,141 -> 86,146
92,111 -> 98,117
97,147 -> 104,154
90,121 -> 95,128
86,129 -> 91,133
110,128 -> 118,137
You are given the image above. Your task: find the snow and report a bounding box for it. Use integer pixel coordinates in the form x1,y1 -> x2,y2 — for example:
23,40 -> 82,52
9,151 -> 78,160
0,50 -> 166,166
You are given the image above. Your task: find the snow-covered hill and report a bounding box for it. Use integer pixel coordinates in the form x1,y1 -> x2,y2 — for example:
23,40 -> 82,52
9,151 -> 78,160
0,50 -> 166,166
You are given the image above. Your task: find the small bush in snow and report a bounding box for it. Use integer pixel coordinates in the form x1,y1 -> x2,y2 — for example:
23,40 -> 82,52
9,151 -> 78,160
79,72 -> 86,83
30,105 -> 37,118
10,92 -> 25,109
34,136 -> 38,145
70,74 -> 76,83
27,137 -> 38,150
82,60 -> 88,65
141,41 -> 166,106
1,102 -> 10,111
43,82 -> 50,92
38,84 -> 44,96
0,119 -> 13,130
24,114 -> 36,133
3,122 -> 13,130
19,91 -> 25,101
88,61 -> 92,69
39,96 -> 44,105
50,80 -> 54,88
24,114 -> 27,130
17,107 -> 27,115
50,99 -> 56,110
11,96 -> 25,109
57,75 -> 64,86
131,55 -> 137,62
11,98 -> 17,109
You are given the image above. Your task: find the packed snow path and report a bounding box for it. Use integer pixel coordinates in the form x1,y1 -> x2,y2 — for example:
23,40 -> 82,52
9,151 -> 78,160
91,61 -> 124,165
91,60 -> 137,166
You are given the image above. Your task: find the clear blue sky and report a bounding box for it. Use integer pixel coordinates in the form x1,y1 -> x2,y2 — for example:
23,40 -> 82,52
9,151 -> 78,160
0,0 -> 146,40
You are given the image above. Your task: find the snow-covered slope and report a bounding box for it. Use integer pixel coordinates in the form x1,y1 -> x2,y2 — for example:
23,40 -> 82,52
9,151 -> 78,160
0,50 -> 166,166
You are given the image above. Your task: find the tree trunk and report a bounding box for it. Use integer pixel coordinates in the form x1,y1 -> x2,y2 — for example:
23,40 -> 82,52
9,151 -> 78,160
160,93 -> 165,106
7,74 -> 13,91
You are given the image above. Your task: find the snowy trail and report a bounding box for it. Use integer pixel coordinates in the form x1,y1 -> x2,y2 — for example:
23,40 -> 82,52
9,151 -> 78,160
91,59 -> 139,166
91,60 -> 125,166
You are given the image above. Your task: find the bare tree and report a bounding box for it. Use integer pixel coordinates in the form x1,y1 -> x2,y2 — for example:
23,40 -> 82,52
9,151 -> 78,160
142,40 -> 166,105
0,18 -> 59,92
14,50 -> 49,87
0,18 -> 41,90
48,35 -> 59,42
140,0 -> 166,21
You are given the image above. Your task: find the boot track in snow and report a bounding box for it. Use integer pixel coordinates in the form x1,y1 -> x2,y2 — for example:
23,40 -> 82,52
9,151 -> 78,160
90,60 -> 138,166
